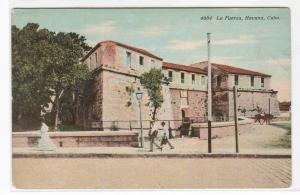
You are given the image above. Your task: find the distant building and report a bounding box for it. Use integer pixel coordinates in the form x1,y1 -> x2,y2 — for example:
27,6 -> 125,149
76,40 -> 280,129
191,61 -> 280,120
279,102 -> 291,111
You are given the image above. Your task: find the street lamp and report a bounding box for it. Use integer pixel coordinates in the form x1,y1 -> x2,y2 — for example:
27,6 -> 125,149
136,87 -> 144,148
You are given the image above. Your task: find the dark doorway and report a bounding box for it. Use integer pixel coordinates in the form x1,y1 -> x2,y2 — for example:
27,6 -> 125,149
180,109 -> 192,137
181,110 -> 186,119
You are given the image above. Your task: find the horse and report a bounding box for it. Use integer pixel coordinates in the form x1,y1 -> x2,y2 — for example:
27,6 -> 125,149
254,114 -> 274,125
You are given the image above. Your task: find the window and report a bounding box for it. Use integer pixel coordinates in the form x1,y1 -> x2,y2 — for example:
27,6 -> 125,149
89,57 -> 92,69
192,74 -> 195,84
95,52 -> 98,64
217,75 -> 222,87
201,76 -> 206,85
126,51 -> 131,66
181,73 -> 185,83
151,59 -> 155,66
168,71 -> 173,82
180,90 -> 188,107
139,56 -> 144,66
234,75 -> 239,86
261,77 -> 265,88
251,76 -> 254,87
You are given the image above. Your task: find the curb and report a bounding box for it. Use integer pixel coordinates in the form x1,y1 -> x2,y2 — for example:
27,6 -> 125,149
12,153 -> 291,159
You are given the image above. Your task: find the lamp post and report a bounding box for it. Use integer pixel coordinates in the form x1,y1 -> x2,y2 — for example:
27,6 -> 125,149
136,87 -> 144,148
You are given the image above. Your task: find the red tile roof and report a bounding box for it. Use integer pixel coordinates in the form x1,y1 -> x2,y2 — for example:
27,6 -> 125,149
81,40 -> 163,62
162,62 -> 207,75
194,61 -> 271,77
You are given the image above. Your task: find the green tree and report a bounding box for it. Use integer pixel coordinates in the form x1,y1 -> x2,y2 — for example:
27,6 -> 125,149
12,23 -> 91,130
140,68 -> 164,121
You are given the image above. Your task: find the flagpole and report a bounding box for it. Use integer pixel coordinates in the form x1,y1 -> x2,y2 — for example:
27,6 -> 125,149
207,32 -> 212,153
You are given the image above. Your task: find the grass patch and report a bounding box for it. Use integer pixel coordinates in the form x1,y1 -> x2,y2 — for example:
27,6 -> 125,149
270,122 -> 291,132
269,122 -> 291,148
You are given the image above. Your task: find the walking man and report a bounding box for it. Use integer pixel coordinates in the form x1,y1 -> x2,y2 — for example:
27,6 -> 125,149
149,120 -> 162,152
160,121 -> 174,150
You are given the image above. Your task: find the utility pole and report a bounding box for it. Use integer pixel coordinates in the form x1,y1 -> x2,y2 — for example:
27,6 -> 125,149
207,33 -> 212,153
268,98 -> 271,125
233,86 -> 239,153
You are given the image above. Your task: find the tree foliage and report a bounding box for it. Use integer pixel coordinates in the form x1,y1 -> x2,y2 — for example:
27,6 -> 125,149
12,23 -> 91,130
140,68 -> 164,121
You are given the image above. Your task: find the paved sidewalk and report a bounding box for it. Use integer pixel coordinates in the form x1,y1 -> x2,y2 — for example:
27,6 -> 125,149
12,144 -> 291,158
13,123 -> 291,158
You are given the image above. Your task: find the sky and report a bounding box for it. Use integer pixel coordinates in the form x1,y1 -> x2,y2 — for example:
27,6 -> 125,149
11,8 -> 291,101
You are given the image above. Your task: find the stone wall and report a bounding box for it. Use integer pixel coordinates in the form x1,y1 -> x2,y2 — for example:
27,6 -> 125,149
75,71 -> 103,128
212,91 -> 229,121
194,123 -> 254,140
187,90 -> 207,119
211,90 -> 280,121
12,131 -> 139,147
211,89 -> 280,121
157,84 -> 175,129
102,69 -> 174,124
170,89 -> 181,127
228,90 -> 280,118
79,41 -> 172,130
170,89 -> 207,128
76,67 -> 175,130
191,120 -> 254,139
212,68 -> 228,89
102,70 -> 142,123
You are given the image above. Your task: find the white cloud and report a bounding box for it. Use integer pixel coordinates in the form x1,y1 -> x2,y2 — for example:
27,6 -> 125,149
135,24 -> 171,38
265,58 -> 291,66
212,56 -> 244,64
165,35 -> 257,50
82,21 -> 118,35
165,40 -> 206,50
213,35 -> 257,46
189,55 -> 243,65
214,56 -> 243,60
246,57 -> 291,68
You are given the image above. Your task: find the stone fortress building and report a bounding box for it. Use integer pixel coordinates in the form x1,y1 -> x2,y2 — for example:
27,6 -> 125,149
162,62 -> 208,127
75,40 -> 280,130
191,62 -> 280,121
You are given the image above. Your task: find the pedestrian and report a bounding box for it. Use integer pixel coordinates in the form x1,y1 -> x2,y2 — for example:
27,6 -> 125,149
149,120 -> 162,152
160,121 -> 174,150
